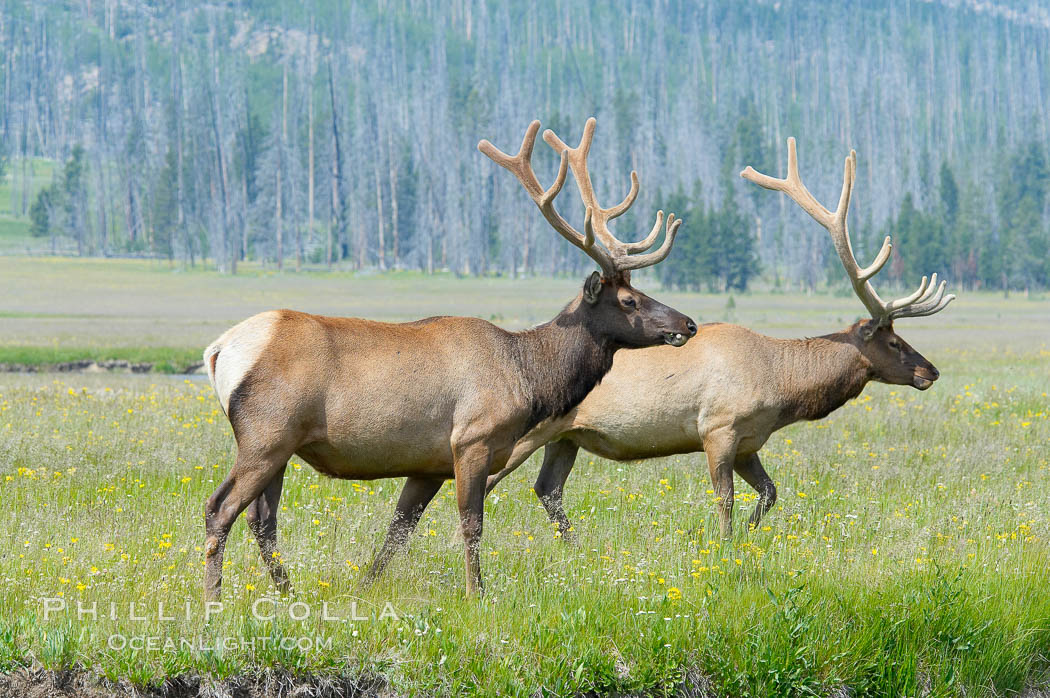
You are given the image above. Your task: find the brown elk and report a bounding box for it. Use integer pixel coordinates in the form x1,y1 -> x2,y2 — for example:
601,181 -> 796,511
201,118 -> 696,599
485,138 -> 955,538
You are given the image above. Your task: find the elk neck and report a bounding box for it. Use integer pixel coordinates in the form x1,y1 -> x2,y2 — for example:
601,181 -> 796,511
511,296 -> 617,432
773,331 -> 873,425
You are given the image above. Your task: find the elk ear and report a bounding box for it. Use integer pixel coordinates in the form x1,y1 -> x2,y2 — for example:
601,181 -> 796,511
583,271 -> 603,305
859,319 -> 879,342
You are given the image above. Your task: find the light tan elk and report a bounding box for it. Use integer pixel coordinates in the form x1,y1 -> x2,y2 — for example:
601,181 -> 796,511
486,138 -> 954,537
202,118 -> 696,598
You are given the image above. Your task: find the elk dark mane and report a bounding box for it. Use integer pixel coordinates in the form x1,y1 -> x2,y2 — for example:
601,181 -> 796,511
775,333 -> 870,424
514,303 -> 617,433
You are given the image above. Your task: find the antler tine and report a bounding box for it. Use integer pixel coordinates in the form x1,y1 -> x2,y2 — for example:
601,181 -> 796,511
742,138 -> 834,229
616,214 -> 682,271
857,236 -> 893,282
477,121 -> 540,194
478,121 -> 569,205
898,289 -> 956,318
541,117 -> 682,273
543,119 -> 612,245
605,171 -> 640,221
890,275 -> 956,319
479,121 -> 615,277
620,210 -> 665,254
886,275 -> 931,313
839,151 -> 893,282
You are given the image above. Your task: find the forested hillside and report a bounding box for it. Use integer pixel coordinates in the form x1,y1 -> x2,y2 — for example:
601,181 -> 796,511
2,0 -> 1049,291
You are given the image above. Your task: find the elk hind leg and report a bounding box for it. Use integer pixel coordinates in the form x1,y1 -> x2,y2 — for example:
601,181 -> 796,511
204,447 -> 290,602
534,440 -> 580,542
362,476 -> 445,586
245,465 -> 293,594
734,452 -> 776,530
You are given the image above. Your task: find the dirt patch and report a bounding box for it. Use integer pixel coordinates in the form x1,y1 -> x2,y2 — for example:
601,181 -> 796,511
0,668 -> 389,698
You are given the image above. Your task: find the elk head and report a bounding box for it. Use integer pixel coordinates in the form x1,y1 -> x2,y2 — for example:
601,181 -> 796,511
741,138 -> 954,390
479,118 -> 697,347
846,321 -> 940,390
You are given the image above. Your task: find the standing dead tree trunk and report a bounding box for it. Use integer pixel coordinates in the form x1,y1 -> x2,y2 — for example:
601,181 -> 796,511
327,60 -> 346,268
209,93 -> 232,274
305,17 -> 316,272
371,101 -> 386,271
328,130 -> 336,268
208,21 -> 232,274
373,161 -> 385,270
387,131 -> 400,268
276,64 -> 288,271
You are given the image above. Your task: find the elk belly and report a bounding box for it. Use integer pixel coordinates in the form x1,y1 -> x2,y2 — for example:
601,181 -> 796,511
570,420 -> 703,461
295,438 -> 456,480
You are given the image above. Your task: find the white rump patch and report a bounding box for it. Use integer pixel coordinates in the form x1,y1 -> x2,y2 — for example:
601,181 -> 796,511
205,311 -> 278,414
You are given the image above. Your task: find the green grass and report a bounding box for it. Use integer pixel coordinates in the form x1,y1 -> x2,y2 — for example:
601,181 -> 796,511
0,257 -> 1048,694
0,345 -> 202,373
0,358 -> 1047,695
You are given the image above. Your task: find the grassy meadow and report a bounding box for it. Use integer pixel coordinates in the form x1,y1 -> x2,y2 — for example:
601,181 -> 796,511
0,257 -> 1048,695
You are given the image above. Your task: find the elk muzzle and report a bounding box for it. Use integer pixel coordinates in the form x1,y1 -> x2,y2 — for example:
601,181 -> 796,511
664,318 -> 698,347
907,367 -> 940,388
912,364 -> 939,390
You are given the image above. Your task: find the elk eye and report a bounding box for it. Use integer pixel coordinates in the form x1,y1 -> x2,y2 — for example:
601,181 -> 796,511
889,339 -> 901,350
622,297 -> 636,308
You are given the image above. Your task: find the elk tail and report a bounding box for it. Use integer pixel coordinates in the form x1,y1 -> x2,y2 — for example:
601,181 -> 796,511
203,342 -> 225,415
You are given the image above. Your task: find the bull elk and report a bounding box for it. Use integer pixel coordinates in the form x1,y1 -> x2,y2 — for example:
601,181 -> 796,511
201,118 -> 696,598
486,138 -> 955,538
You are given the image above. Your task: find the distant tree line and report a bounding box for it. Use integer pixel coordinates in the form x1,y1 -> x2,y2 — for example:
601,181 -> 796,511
4,1 -> 1050,291
854,143 -> 1050,293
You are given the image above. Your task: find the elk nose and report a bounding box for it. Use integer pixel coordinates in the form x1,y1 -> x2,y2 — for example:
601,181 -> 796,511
685,320 -> 698,336
930,366 -> 940,379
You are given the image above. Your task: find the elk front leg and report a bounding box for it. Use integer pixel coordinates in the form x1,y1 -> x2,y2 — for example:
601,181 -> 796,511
533,440 -> 580,542
245,465 -> 292,594
703,428 -> 739,538
362,476 -> 445,586
453,443 -> 493,597
204,447 -> 290,602
734,452 -> 777,530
